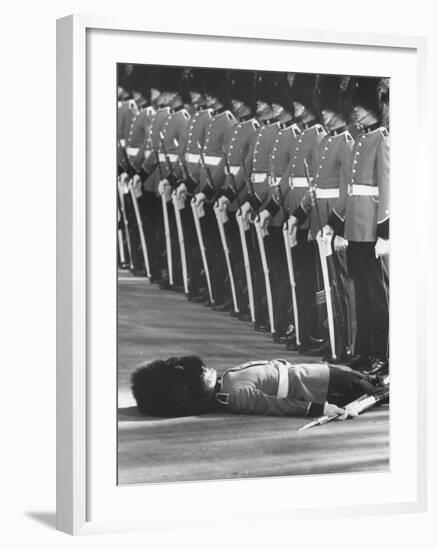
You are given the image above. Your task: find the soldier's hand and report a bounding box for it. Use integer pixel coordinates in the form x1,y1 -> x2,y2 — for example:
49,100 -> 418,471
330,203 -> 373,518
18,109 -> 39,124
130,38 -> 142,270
333,235 -> 348,252
176,183 -> 188,202
158,178 -> 172,200
259,209 -> 271,230
343,402 -> 361,418
119,173 -> 130,194
217,195 -> 230,211
194,192 -> 206,207
323,402 -> 346,419
132,174 -> 143,198
375,237 -> 390,258
317,224 -> 333,242
241,201 -> 253,224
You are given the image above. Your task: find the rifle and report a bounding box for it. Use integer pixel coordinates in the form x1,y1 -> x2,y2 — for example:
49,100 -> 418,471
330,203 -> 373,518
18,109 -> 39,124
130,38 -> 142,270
173,138 -> 197,195
304,158 -> 336,361
298,375 -> 389,431
159,131 -> 179,189
159,133 -> 188,292
223,152 -> 255,322
128,176 -> 151,278
190,198 -> 214,304
117,174 -> 134,270
241,161 -> 275,334
271,171 -> 301,346
155,149 -> 173,286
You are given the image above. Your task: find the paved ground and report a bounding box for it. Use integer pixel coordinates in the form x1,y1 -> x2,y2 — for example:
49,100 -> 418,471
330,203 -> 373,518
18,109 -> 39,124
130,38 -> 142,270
117,273 -> 389,485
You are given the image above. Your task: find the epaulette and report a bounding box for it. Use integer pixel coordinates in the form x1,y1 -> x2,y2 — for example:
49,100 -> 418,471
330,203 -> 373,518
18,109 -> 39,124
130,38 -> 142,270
316,124 -> 326,136
181,108 -> 191,120
379,127 -> 390,138
128,99 -> 138,113
344,131 -> 354,143
226,110 -> 237,123
251,119 -> 261,130
145,106 -> 155,116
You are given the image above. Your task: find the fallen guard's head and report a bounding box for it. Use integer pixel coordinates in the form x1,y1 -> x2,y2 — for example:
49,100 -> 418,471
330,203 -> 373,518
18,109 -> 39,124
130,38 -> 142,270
131,355 -> 217,417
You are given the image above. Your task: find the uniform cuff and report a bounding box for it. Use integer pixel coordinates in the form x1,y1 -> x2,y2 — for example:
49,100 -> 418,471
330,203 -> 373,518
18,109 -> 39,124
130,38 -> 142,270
307,402 -> 325,417
376,218 -> 389,240
223,186 -> 236,203
202,184 -> 216,201
138,166 -> 150,183
265,197 -> 280,218
328,210 -> 344,236
294,204 -> 308,225
185,176 -> 198,194
246,193 -> 261,211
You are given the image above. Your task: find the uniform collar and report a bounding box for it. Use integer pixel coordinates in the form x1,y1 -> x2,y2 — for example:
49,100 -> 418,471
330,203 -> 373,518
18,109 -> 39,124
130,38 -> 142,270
239,113 -> 254,122
212,105 -> 227,116
362,121 -> 381,134
261,117 -> 279,126
302,119 -> 318,130
279,119 -> 296,130
329,125 -> 347,137
170,104 -> 185,114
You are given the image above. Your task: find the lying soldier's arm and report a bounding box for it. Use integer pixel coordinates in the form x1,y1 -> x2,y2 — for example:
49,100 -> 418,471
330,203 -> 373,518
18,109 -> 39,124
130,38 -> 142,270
223,386 -> 326,417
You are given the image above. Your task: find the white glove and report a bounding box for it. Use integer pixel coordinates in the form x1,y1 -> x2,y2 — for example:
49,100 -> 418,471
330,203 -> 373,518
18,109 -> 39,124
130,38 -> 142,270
343,402 -> 361,418
194,192 -> 206,208
119,173 -> 130,194
176,182 -> 188,202
240,201 -> 253,224
287,215 -> 298,236
131,174 -> 143,198
217,195 -> 230,211
323,402 -> 346,419
317,224 -> 334,242
375,237 -> 390,258
333,235 -> 348,252
259,209 -> 271,230
158,178 -> 172,201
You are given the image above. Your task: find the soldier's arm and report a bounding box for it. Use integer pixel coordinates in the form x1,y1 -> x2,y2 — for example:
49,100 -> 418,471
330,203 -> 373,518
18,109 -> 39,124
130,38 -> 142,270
227,386 -> 325,417
328,137 -> 354,235
376,131 -> 390,239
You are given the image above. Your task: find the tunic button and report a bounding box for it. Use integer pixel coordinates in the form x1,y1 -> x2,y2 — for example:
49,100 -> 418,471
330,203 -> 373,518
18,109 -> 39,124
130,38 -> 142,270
352,169 -> 356,173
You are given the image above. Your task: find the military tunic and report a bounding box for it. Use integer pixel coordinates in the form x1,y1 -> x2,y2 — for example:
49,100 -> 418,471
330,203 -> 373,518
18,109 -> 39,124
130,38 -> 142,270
184,107 -> 213,186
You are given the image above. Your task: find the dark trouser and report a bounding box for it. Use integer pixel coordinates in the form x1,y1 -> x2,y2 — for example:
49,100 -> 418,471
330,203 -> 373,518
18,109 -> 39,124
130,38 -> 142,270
322,245 -> 354,358
249,224 -> 268,325
226,214 -> 251,316
327,365 -> 376,407
292,229 -> 320,345
138,191 -> 163,280
123,193 -> 144,271
197,203 -> 226,305
347,241 -> 389,360
265,226 -> 292,335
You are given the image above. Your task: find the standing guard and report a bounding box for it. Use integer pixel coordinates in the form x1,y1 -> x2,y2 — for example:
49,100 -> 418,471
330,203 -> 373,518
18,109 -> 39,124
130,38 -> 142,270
192,69 -> 237,308
290,75 -> 355,361
322,77 -> 390,374
279,74 -> 327,352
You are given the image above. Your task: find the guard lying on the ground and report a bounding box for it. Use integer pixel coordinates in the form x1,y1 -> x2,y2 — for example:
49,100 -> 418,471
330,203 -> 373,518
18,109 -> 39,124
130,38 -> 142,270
131,355 -> 388,419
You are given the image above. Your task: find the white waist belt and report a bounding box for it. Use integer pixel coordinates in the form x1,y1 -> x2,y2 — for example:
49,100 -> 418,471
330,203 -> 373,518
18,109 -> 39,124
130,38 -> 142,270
229,166 -> 240,176
158,153 -> 178,163
203,155 -> 222,166
316,188 -> 339,199
350,184 -> 379,197
275,360 -> 290,399
186,153 -> 200,163
292,177 -> 308,188
251,172 -> 267,183
126,147 -> 140,156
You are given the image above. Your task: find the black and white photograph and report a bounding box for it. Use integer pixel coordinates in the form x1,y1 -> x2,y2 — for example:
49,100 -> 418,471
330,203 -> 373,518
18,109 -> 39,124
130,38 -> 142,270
116,63 -> 390,485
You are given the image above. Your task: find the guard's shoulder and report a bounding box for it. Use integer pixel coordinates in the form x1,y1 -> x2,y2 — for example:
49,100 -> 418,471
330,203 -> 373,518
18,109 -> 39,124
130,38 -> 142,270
215,393 -> 230,405
180,108 -> 191,120
344,131 -> 354,143
251,119 -> 261,130
225,110 -> 237,123
316,124 -> 326,136
292,123 -> 301,137
145,106 -> 155,116
128,99 -> 138,112
379,126 -> 390,138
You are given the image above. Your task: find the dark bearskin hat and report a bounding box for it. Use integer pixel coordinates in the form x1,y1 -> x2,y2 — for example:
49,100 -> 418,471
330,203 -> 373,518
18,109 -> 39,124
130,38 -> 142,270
202,68 -> 230,105
318,74 -> 353,121
230,69 -> 256,109
291,73 -> 319,115
254,71 -> 276,105
131,355 -> 213,417
352,76 -> 382,118
159,66 -> 182,93
271,72 -> 293,112
185,68 -> 205,94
